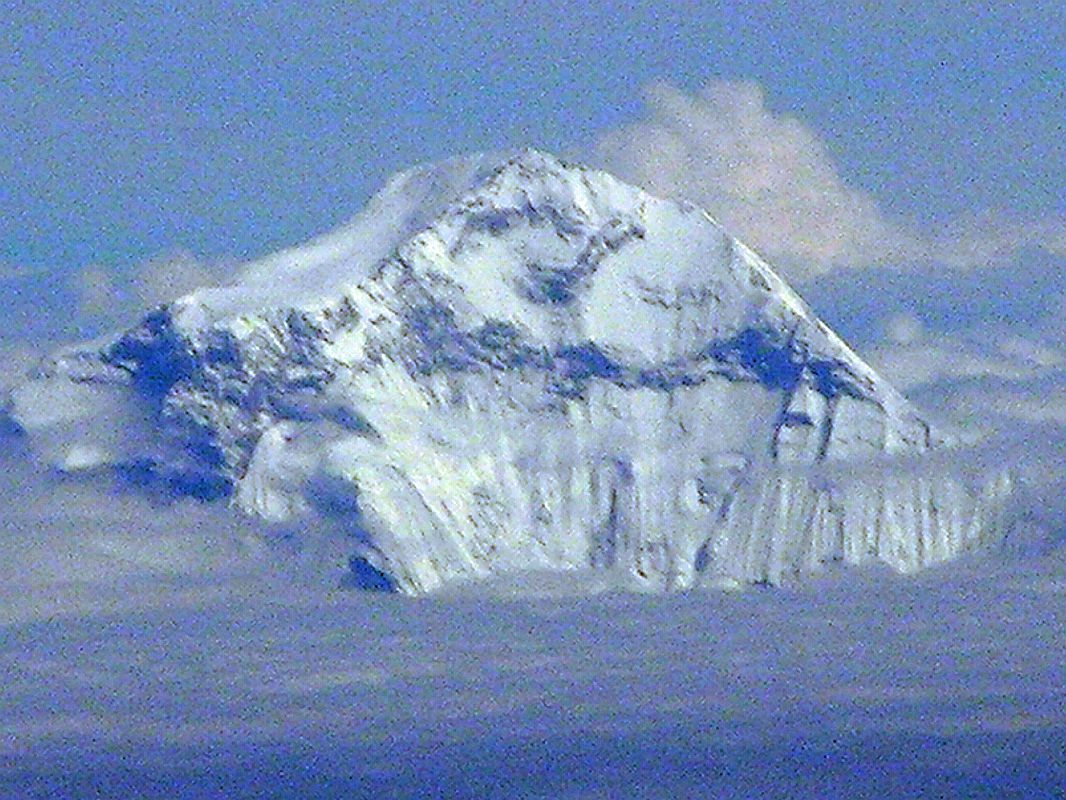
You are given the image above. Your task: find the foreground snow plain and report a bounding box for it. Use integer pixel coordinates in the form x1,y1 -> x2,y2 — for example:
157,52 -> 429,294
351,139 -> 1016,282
1,456 -> 1063,799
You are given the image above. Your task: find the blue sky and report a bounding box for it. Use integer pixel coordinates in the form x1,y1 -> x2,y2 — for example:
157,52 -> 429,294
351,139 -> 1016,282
2,1 -> 1061,270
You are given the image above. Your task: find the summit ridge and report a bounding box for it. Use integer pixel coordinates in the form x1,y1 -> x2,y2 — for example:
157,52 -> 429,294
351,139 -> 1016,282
5,150 -> 1010,593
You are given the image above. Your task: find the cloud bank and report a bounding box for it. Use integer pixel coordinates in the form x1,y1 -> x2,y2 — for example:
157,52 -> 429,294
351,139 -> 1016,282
78,250 -> 230,329
796,245 -> 1066,439
593,80 -> 1064,279
590,78 -> 1066,444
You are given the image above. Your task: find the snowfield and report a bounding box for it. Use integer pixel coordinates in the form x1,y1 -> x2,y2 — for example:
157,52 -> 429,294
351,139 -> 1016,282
3,151 -> 1014,593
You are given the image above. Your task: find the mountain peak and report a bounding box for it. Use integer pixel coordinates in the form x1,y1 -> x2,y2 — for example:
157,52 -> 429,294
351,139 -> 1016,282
173,149 -> 807,360
172,148 -> 600,327
6,149 -> 1009,595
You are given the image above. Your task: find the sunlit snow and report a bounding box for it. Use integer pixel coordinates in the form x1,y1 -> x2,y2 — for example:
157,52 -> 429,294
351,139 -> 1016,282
4,151 -> 1013,593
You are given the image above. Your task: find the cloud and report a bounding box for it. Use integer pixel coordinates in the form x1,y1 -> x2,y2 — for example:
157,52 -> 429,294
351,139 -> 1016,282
800,246 -> 1066,346
783,239 -> 1066,444
77,265 -> 116,319
928,213 -> 1066,270
883,314 -> 925,346
593,80 -> 1065,280
593,80 -> 918,276
75,250 -> 230,331
130,250 -> 227,309
863,297 -> 1065,400
0,249 -> 229,390
875,323 -> 1066,441
866,336 -> 1063,401
0,450 -> 328,626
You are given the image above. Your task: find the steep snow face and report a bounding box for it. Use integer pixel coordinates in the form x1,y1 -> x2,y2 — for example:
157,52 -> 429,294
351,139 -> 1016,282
5,150 -> 1008,593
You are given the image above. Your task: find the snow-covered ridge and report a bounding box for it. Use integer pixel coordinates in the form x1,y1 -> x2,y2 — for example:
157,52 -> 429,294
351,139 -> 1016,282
4,149 -> 1007,593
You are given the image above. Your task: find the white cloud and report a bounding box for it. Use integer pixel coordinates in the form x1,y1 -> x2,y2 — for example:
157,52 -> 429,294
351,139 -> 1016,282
76,250 -> 228,328
0,343 -> 41,398
594,80 -> 918,276
983,392 -> 1066,428
77,265 -> 115,319
130,250 -> 226,309
593,80 -> 1065,279
0,456 -> 279,626
868,338 -> 1059,393
929,214 -> 1066,269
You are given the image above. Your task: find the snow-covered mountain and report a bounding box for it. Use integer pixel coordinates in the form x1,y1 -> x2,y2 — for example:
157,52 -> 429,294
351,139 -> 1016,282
4,150 -> 1011,593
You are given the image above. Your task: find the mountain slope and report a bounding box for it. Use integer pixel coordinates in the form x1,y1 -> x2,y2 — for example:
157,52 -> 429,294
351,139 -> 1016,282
5,150 -> 1010,593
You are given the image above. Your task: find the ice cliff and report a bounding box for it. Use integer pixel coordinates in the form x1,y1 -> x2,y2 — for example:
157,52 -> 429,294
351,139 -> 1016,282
4,150 -> 1012,593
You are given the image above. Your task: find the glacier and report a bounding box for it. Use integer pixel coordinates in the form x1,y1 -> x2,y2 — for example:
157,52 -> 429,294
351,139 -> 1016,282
3,149 -> 1012,593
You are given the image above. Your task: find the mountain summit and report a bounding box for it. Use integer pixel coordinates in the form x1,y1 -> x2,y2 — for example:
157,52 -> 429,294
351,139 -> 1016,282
6,150 -> 1010,593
